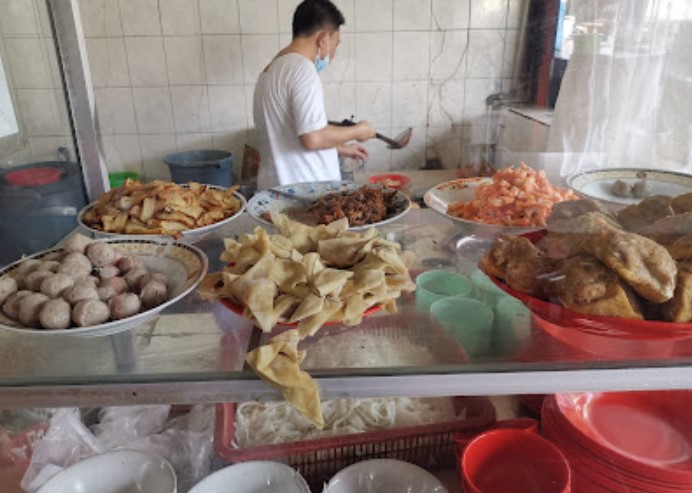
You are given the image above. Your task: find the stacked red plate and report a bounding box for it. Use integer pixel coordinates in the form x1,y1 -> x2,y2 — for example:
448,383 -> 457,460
542,391 -> 692,492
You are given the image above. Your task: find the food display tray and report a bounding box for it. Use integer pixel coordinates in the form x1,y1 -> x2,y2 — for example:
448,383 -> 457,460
214,310 -> 496,486
214,396 -> 496,488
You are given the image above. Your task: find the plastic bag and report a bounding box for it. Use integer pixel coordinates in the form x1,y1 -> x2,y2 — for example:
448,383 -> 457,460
21,405 -> 215,493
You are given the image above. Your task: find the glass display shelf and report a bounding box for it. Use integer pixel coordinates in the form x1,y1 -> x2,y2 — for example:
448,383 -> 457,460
1,209 -> 692,409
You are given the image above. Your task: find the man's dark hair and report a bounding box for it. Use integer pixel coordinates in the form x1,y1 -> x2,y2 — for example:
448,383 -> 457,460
292,0 -> 345,38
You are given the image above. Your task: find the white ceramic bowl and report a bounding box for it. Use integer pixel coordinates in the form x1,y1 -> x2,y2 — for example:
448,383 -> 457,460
78,188 -> 247,244
0,239 -> 208,337
323,459 -> 449,493
424,177 -> 540,236
36,449 -> 176,493
188,461 -> 310,493
247,181 -> 411,231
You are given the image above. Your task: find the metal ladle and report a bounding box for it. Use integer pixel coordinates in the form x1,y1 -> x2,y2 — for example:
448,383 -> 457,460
329,119 -> 413,149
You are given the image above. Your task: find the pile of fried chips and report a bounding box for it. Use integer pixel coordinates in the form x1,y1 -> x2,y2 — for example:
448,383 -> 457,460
199,213 -> 416,426
81,180 -> 242,236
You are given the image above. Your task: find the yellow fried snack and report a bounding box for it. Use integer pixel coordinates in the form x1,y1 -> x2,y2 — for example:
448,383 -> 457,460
245,329 -> 324,429
200,213 -> 417,427
81,179 -> 241,237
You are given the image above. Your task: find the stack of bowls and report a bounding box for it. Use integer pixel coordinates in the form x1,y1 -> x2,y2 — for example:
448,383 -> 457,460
542,391 -> 692,493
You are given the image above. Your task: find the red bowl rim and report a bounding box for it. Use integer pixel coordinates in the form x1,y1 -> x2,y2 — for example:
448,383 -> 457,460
486,230 -> 692,340
367,173 -> 412,188
220,297 -> 381,327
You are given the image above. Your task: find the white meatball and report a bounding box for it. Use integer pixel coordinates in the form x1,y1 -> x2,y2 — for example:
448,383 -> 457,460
140,280 -> 168,309
138,272 -> 168,291
39,298 -> 72,330
2,290 -> 31,319
18,292 -> 50,327
24,270 -> 53,291
108,293 -> 141,320
41,251 -> 64,262
58,262 -> 91,280
96,265 -> 120,280
100,277 -> 128,295
72,299 -> 110,327
36,260 -> 61,273
62,285 -> 99,305
39,273 -> 75,298
61,252 -> 92,271
16,259 -> 43,277
63,233 -> 92,254
86,243 -> 119,268
0,277 -> 18,305
74,275 -> 99,288
124,268 -> 147,291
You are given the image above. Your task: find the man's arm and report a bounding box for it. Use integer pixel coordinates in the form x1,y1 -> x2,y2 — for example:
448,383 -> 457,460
299,121 -> 375,151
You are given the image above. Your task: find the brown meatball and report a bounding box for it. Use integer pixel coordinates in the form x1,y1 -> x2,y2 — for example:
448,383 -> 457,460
108,293 -> 141,320
0,277 -> 18,305
140,280 -> 168,309
36,260 -> 61,273
24,270 -> 53,291
116,255 -> 143,274
96,265 -> 120,280
2,290 -> 31,319
18,293 -> 50,327
63,233 -> 92,254
39,298 -> 72,330
72,299 -> 110,327
16,259 -> 43,277
138,272 -> 168,291
86,243 -> 119,268
124,268 -> 147,291
61,252 -> 92,271
97,285 -> 117,301
62,285 -> 99,305
40,273 -> 75,298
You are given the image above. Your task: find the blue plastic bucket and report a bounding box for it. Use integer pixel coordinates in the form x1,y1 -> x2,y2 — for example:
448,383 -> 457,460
164,150 -> 233,187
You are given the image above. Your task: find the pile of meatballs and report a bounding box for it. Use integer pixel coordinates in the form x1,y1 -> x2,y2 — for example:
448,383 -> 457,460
0,234 -> 169,330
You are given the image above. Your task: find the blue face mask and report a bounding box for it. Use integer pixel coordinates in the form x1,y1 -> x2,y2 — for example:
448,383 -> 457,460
315,41 -> 330,73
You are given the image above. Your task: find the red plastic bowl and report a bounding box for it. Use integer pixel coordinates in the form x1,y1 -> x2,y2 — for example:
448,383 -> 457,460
368,173 -> 411,190
461,428 -> 571,493
6,167 -> 61,186
220,297 -> 381,328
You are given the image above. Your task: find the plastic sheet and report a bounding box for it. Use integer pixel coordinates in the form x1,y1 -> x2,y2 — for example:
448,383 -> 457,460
21,405 -> 214,493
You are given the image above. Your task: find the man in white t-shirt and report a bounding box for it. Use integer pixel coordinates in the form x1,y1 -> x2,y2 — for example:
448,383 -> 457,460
254,0 -> 376,189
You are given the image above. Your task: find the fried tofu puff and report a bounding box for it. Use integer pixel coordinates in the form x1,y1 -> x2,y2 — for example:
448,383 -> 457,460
478,234 -> 554,298
662,260 -> 692,322
553,255 -> 643,319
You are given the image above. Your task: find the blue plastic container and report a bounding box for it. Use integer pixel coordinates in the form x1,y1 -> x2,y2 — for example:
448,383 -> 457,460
164,150 -> 233,187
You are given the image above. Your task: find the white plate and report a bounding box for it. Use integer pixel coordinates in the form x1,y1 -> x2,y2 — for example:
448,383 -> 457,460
567,168 -> 692,209
423,177 -> 539,236
0,239 -> 208,337
323,459 -> 449,493
78,187 -> 247,244
188,461 -> 310,493
247,181 -> 411,231
36,449 -> 176,493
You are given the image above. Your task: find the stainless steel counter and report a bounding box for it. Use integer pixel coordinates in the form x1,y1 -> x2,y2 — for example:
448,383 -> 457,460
2,210 -> 692,408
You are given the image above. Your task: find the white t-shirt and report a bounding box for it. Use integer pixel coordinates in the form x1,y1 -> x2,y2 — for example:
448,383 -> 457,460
254,53 -> 340,189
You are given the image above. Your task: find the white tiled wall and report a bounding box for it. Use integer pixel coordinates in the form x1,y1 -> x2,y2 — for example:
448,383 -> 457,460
2,0 -> 521,177
0,0 -> 74,167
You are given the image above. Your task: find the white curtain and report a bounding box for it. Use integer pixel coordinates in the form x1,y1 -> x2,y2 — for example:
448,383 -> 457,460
547,0 -> 692,177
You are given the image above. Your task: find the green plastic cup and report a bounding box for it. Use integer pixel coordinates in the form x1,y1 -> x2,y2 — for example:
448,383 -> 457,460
108,171 -> 139,189
431,297 -> 494,359
470,269 -> 508,308
415,270 -> 473,314
494,296 -> 531,356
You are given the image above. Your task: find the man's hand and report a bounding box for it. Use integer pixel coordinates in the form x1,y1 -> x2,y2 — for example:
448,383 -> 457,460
353,121 -> 376,142
338,143 -> 369,161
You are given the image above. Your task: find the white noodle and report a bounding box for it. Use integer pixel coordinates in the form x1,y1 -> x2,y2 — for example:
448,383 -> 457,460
234,329 -> 461,448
